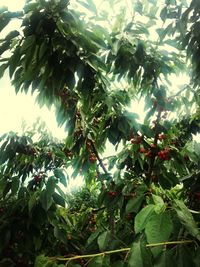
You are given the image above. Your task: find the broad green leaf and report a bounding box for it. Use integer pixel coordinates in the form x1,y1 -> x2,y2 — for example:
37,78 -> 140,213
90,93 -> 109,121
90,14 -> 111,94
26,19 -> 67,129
126,195 -> 144,213
52,192 -> 65,207
160,7 -> 168,22
5,30 -> 19,41
28,192 -> 38,213
40,190 -> 53,211
0,41 -> 10,56
194,247 -> 200,267
173,200 -> 200,241
8,47 -> 21,79
97,230 -> 110,251
113,261 -> 125,267
134,205 -> 155,234
11,176 -> 20,195
176,245 -> 196,267
88,256 -> 110,267
154,249 -> 176,267
145,212 -> 173,243
34,254 -> 51,267
152,194 -> 166,213
54,226 -> 67,244
0,63 -> 8,78
0,17 -> 10,32
128,238 -> 153,267
20,35 -> 36,53
46,176 -> 57,196
0,258 -> 15,267
54,168 -> 67,186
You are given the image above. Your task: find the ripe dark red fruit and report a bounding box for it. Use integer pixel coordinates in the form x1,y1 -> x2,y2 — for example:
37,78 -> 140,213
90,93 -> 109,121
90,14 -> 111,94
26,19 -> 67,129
89,153 -> 97,163
184,155 -> 190,161
47,151 -> 52,158
151,175 -> 158,182
126,213 -> 132,220
158,148 -> 171,160
153,99 -> 157,107
158,134 -> 166,141
144,150 -> 152,158
34,175 -> 41,183
108,191 -> 117,198
139,147 -> 146,153
131,135 -> 143,144
150,143 -> 156,148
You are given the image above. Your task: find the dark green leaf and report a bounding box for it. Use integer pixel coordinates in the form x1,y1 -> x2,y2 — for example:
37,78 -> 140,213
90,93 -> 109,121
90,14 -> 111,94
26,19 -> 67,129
173,200 -> 200,241
40,189 -> 53,211
54,168 -> 67,187
126,195 -> 144,213
134,205 -> 155,234
145,212 -> 173,243
128,238 -> 153,267
97,230 -> 110,251
52,192 -> 66,207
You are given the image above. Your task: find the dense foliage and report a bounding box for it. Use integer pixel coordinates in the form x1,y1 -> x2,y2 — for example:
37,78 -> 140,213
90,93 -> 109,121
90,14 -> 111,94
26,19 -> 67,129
0,0 -> 200,266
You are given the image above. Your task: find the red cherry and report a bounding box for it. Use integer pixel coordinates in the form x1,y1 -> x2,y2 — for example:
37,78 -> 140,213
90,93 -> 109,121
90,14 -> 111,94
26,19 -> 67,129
34,175 -> 41,183
89,153 -> 97,163
139,147 -> 146,153
158,134 -> 166,141
184,155 -> 189,161
108,191 -> 117,198
145,150 -> 152,158
47,151 -> 52,158
150,143 -> 156,148
153,99 -> 157,107
151,175 -> 158,182
126,213 -> 132,220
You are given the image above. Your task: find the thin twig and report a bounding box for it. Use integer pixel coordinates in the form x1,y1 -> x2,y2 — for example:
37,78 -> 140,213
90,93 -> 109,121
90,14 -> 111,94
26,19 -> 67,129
49,240 -> 195,262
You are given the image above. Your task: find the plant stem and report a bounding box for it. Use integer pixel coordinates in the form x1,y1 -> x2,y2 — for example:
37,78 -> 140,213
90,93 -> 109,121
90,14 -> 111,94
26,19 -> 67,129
49,240 -> 194,262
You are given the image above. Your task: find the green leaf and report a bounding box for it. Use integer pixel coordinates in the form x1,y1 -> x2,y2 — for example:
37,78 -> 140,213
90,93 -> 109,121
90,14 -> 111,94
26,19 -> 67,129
152,194 -> 166,213
0,41 -> 10,56
194,247 -> 200,267
52,192 -> 65,207
97,230 -> 110,251
145,212 -> 173,243
126,195 -> 144,213
154,249 -> 176,267
176,245 -> 196,267
88,256 -> 110,267
54,226 -> 67,244
40,190 -> 53,211
11,176 -> 20,195
0,63 -> 8,78
0,258 -> 15,267
160,7 -> 168,22
5,30 -> 19,41
34,254 -> 51,267
128,238 -> 153,267
20,35 -> 36,53
9,47 -> 21,78
113,261 -> 125,267
0,17 -> 10,32
46,176 -> 57,196
173,200 -> 200,241
54,168 -> 67,187
134,205 -> 155,234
